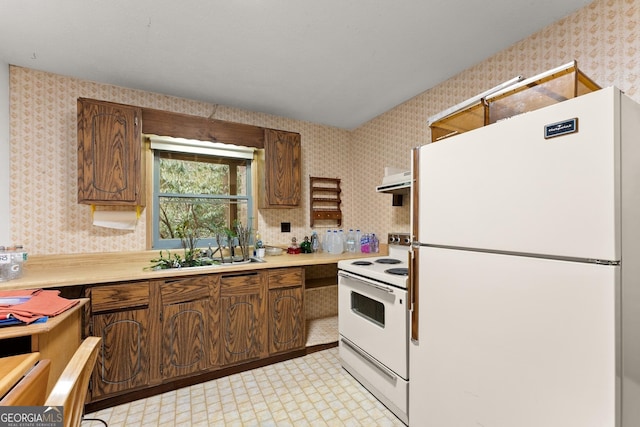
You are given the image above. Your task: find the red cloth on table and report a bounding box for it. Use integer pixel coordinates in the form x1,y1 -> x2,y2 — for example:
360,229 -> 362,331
0,289 -> 79,323
0,289 -> 41,298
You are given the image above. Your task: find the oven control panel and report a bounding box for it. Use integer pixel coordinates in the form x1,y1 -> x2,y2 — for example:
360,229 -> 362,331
388,233 -> 411,246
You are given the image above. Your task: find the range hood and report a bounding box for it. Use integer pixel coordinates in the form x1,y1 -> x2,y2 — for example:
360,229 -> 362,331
376,168 -> 411,194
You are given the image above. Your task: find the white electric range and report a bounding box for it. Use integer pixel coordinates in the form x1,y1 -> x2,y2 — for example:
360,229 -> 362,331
337,233 -> 411,425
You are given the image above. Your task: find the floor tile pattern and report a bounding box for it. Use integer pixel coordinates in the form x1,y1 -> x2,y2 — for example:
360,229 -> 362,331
84,347 -> 405,427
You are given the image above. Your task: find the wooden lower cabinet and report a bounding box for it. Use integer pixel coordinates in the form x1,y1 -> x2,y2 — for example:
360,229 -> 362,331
88,282 -> 151,400
219,271 -> 268,366
155,275 -> 219,379
86,268 -> 306,405
268,268 -> 305,354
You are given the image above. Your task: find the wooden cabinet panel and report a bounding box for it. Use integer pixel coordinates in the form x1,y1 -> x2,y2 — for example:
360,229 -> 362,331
267,268 -> 305,354
90,282 -> 149,313
85,267 -> 307,404
77,98 -> 144,206
159,277 -> 210,304
268,268 -> 304,290
259,129 -> 301,208
160,299 -> 208,379
91,309 -> 150,399
220,272 -> 268,365
157,275 -> 217,379
269,286 -> 305,354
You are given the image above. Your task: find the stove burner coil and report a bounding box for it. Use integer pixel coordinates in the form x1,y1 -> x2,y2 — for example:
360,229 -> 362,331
375,258 -> 401,265
352,261 -> 373,266
385,268 -> 409,276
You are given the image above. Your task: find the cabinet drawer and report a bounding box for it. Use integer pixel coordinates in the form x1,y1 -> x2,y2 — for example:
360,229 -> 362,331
268,268 -> 303,289
91,282 -> 149,313
312,211 -> 342,220
221,272 -> 263,294
159,275 -> 212,305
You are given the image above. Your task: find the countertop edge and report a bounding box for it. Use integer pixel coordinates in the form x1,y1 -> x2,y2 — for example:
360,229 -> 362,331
0,247 -> 387,291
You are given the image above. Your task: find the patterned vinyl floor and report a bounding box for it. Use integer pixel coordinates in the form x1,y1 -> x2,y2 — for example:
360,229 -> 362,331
84,317 -> 405,426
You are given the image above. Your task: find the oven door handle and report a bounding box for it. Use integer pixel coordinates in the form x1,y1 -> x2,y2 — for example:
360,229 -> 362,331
340,338 -> 397,381
338,272 -> 394,293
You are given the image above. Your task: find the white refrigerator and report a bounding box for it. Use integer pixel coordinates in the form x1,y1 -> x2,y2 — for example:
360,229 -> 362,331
409,86 -> 640,427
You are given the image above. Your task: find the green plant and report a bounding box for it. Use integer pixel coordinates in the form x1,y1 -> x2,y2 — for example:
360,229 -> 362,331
176,219 -> 199,265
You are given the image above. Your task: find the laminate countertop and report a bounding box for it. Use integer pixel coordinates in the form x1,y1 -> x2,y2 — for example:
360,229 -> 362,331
0,246 -> 388,291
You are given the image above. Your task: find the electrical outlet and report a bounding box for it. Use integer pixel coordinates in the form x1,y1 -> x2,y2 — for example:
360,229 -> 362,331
281,222 -> 291,232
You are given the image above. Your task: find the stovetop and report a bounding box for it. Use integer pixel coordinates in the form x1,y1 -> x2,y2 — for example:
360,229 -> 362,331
338,233 -> 411,288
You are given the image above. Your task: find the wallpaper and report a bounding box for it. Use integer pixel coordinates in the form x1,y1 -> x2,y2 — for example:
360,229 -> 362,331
8,0 -> 640,255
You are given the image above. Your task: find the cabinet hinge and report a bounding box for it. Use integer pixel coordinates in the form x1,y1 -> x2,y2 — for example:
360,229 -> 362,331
134,116 -> 139,127
159,364 -> 163,376
159,311 -> 163,322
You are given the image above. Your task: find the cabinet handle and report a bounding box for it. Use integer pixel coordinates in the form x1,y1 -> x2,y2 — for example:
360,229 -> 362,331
222,272 -> 258,278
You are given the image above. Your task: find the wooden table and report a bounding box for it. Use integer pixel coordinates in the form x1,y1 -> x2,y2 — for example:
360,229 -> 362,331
0,352 -> 40,397
0,299 -> 88,395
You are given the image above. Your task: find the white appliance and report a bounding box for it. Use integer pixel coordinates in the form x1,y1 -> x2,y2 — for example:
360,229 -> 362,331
376,168 -> 411,193
409,86 -> 640,427
338,233 -> 411,424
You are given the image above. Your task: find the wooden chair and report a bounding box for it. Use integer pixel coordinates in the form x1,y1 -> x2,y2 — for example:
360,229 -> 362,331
0,359 -> 51,406
44,336 -> 101,427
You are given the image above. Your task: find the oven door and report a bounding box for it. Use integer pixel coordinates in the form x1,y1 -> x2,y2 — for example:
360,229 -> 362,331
338,270 -> 408,378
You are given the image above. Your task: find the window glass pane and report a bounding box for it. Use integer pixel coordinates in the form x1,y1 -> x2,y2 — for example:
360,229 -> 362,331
158,152 -> 247,197
158,197 -> 249,240
153,150 -> 252,249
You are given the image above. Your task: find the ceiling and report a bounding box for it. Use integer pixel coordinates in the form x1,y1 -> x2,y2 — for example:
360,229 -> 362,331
0,0 -> 593,129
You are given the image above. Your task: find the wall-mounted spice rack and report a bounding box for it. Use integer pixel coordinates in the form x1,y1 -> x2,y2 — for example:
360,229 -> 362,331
309,177 -> 342,227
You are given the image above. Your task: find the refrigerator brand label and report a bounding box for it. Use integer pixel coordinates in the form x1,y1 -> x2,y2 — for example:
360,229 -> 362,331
544,118 -> 578,139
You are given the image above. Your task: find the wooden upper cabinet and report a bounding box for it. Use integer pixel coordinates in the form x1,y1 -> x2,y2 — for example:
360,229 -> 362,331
77,98 -> 144,206
259,129 -> 301,208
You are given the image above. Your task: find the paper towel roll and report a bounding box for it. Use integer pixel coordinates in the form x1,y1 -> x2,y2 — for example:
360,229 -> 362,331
93,210 -> 138,230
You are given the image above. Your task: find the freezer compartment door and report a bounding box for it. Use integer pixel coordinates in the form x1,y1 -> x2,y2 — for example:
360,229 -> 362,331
416,87 -> 621,261
409,247 -> 618,427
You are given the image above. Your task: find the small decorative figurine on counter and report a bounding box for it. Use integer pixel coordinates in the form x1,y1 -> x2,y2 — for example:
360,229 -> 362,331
287,237 -> 301,254
300,236 -> 313,253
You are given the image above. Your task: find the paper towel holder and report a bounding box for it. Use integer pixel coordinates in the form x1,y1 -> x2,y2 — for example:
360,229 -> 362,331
90,205 -> 142,218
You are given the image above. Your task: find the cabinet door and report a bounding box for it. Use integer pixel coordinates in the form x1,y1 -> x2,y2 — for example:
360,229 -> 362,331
91,309 -> 150,399
77,98 -> 143,205
268,268 -> 305,354
269,286 -> 305,354
160,299 -> 208,379
261,129 -> 301,208
220,272 -> 268,365
158,276 -> 216,379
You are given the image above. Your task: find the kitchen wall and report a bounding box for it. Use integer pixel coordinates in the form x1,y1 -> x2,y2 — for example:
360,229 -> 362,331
7,0 -> 639,255
0,63 -> 9,244
8,66 -> 352,254
352,0 -> 639,237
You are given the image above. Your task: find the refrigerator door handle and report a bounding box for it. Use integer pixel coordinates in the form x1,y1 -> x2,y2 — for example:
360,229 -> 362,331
411,147 -> 420,241
409,246 -> 419,342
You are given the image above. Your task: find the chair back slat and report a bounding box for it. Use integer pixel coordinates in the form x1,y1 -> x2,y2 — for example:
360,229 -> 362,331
0,359 -> 51,406
44,336 -> 101,427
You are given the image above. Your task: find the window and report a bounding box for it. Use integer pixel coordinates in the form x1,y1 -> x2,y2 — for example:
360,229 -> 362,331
149,136 -> 254,249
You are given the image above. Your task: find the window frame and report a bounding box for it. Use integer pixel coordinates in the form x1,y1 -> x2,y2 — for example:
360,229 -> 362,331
149,136 -> 255,250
